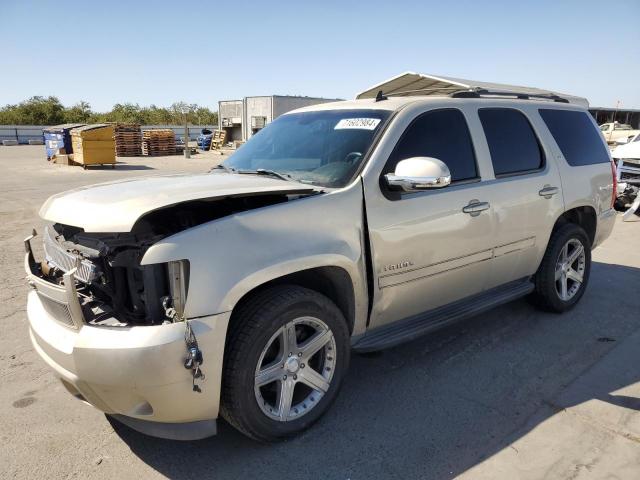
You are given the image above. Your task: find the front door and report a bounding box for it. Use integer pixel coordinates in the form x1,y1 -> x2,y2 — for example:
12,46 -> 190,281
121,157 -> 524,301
363,107 -> 496,329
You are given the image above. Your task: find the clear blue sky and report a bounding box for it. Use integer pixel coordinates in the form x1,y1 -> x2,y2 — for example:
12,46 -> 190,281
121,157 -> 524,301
2,0 -> 639,111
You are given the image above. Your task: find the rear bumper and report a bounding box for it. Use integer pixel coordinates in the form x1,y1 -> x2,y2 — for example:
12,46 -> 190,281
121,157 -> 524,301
25,249 -> 231,440
593,208 -> 616,248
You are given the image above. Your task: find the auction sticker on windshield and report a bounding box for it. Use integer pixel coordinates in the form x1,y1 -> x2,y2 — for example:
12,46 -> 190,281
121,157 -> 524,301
334,118 -> 381,130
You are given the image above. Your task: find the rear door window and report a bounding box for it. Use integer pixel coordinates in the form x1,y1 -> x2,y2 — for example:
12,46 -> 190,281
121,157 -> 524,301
539,109 -> 610,166
478,108 -> 544,176
385,109 -> 478,182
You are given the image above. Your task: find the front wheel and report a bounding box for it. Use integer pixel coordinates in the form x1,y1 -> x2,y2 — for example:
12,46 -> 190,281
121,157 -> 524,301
531,223 -> 591,312
221,285 -> 350,442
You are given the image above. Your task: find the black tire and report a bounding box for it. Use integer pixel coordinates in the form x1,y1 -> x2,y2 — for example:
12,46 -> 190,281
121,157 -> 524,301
220,285 -> 350,442
531,223 -> 591,313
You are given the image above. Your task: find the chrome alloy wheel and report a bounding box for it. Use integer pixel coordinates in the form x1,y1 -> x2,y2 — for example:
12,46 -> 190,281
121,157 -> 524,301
555,238 -> 586,301
254,317 -> 337,422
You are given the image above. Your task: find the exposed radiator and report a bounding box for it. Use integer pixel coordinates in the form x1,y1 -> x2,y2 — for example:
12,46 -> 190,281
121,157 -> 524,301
43,226 -> 98,284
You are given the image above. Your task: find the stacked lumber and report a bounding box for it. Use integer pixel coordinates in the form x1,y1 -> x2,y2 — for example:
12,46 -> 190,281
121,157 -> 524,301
142,129 -> 176,156
114,124 -> 142,156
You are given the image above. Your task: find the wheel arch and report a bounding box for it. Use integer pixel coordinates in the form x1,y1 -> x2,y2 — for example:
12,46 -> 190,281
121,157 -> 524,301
226,264 -> 358,336
552,205 -> 597,247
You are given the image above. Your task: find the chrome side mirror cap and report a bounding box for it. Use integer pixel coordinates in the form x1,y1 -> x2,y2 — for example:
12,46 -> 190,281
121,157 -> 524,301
384,157 -> 451,192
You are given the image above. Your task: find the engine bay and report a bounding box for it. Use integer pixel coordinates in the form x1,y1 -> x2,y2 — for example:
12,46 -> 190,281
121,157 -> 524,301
37,193 -> 301,326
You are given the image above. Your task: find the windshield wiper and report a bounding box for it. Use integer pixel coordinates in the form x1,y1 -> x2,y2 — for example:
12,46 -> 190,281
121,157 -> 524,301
238,169 -> 293,181
210,164 -> 236,173
211,165 -> 294,182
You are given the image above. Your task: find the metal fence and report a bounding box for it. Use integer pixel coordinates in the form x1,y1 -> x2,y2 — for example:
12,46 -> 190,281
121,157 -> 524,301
141,125 -> 218,143
0,125 -> 218,144
0,125 -> 47,144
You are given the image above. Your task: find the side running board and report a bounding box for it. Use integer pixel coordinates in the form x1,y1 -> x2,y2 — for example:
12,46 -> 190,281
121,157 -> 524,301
353,279 -> 534,352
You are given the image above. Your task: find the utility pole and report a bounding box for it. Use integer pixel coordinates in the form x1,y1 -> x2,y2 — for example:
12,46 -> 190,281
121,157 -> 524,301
184,107 -> 190,159
609,100 -> 621,144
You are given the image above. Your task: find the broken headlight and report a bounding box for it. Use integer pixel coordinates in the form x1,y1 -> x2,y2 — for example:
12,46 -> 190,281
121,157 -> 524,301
164,260 -> 190,321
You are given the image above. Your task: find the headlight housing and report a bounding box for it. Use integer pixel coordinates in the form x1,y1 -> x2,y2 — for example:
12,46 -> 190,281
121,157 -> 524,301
166,260 -> 189,320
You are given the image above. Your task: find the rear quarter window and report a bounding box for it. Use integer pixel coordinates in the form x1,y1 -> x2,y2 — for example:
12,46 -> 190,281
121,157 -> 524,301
539,109 -> 610,166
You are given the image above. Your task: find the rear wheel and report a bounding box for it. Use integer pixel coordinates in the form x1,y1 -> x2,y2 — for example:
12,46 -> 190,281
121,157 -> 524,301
221,285 -> 350,442
531,223 -> 591,312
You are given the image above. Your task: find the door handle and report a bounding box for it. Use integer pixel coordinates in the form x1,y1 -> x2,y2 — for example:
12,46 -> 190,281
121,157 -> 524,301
538,185 -> 559,199
462,200 -> 490,217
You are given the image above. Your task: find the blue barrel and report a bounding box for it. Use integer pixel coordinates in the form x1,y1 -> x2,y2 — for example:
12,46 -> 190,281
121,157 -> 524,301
43,124 -> 86,159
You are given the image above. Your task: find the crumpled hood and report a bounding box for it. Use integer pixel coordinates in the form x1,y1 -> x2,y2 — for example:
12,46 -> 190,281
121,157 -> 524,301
40,173 -> 318,232
611,140 -> 640,160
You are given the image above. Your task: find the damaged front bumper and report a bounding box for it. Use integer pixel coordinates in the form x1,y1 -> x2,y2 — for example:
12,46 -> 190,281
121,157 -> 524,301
24,232 -> 229,440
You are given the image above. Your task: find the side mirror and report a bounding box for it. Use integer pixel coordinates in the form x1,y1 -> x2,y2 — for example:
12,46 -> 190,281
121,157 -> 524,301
615,137 -> 630,145
384,157 -> 451,192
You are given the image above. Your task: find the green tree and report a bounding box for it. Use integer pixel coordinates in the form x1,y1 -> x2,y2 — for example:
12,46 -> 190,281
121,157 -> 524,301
0,96 -> 65,125
0,96 -> 218,126
0,104 -> 18,124
145,105 -> 173,124
105,103 -> 146,124
64,101 -> 93,123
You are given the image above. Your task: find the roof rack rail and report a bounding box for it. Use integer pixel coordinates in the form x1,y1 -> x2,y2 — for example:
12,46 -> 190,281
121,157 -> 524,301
450,88 -> 569,103
379,86 -> 464,97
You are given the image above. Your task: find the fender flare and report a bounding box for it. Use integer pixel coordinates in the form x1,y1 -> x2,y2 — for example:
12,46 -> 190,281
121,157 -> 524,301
218,254 -> 362,314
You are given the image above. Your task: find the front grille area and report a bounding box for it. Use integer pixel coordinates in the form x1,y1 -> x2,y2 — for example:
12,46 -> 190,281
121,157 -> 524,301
622,160 -> 640,169
37,292 -> 77,329
621,171 -> 640,183
43,227 -> 98,284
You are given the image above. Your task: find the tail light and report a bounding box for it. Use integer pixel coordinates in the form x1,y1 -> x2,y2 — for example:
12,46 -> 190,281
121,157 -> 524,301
610,160 -> 618,208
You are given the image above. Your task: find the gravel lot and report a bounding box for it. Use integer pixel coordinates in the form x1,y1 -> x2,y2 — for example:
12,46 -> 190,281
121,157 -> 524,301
1,146 -> 639,479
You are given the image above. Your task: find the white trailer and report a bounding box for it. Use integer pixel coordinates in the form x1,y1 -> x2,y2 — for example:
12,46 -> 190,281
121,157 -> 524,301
218,100 -> 244,143
243,95 -> 341,140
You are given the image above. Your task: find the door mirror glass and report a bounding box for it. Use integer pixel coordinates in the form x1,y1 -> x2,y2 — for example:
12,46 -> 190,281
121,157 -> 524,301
384,157 -> 451,192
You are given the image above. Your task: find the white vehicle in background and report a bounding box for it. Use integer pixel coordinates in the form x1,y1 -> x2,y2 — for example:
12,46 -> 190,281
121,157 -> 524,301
612,133 -> 640,219
600,122 -> 640,145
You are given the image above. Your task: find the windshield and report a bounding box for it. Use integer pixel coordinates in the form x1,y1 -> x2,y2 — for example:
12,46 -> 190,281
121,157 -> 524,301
222,109 -> 391,187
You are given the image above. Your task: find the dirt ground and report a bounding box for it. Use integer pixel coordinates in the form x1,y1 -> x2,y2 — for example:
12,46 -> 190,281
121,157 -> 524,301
1,146 -> 639,479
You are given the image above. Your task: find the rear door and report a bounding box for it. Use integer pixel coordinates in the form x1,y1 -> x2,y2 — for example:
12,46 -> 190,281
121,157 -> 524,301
472,105 -> 565,290
537,108 -> 615,247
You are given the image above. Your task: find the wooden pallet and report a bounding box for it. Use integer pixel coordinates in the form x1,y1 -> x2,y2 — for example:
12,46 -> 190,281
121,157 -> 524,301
210,130 -> 227,150
114,123 -> 143,157
116,151 -> 143,156
142,129 -> 176,156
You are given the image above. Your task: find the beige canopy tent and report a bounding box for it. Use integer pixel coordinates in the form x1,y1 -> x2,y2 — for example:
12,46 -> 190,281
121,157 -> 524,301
356,71 -> 589,107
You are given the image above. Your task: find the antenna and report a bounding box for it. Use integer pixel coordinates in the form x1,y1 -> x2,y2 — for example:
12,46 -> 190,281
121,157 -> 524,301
375,90 -> 388,102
